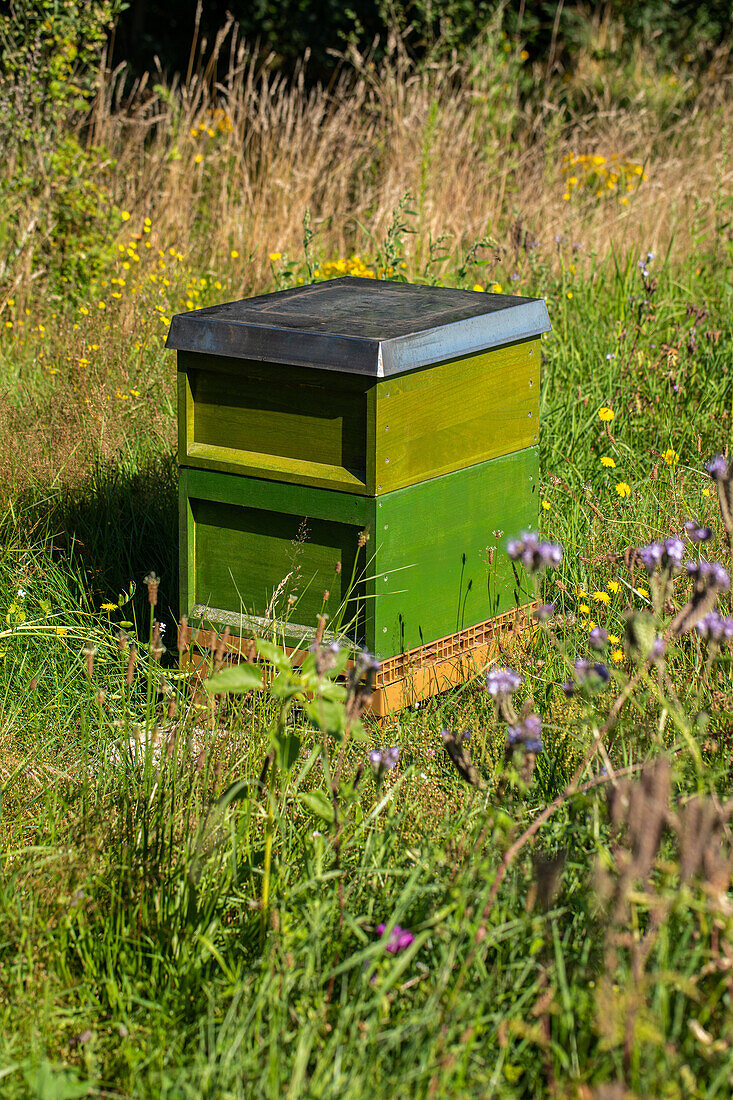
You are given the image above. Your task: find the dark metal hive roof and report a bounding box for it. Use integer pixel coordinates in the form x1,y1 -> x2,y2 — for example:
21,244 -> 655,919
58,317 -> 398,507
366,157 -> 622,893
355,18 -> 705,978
166,276 -> 551,378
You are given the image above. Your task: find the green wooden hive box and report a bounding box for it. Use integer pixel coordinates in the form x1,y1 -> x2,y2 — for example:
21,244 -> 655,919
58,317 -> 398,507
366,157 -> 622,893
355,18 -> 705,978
167,277 -> 550,708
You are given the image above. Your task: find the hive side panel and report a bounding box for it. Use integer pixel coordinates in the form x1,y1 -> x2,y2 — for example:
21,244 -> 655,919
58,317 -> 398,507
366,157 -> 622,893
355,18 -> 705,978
178,351 -> 372,493
374,338 -> 539,493
181,468 -> 376,647
372,448 -> 538,656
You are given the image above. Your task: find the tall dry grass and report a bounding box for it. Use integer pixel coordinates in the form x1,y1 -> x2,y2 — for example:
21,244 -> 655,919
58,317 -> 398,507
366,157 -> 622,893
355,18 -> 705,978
81,20 -> 733,288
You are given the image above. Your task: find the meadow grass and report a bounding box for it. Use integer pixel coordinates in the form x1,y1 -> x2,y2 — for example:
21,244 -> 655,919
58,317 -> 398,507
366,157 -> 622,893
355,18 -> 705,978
1,21 -> 733,1099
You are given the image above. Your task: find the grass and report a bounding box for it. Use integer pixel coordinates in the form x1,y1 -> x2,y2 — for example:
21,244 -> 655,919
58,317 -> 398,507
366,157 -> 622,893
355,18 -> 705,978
2,16 -> 733,1099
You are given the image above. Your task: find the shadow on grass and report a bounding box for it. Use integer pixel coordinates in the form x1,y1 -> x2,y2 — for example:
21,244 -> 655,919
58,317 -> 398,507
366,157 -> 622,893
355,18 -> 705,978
10,449 -> 179,634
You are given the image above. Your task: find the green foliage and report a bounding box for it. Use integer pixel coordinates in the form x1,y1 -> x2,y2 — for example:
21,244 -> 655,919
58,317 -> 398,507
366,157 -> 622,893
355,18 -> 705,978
0,0 -> 127,145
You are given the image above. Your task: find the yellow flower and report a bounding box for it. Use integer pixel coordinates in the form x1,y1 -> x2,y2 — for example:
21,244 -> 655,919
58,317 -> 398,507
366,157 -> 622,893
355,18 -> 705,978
472,284 -> 484,292
575,585 -> 587,598
703,487 -> 711,497
579,603 -> 591,615
586,620 -> 597,631
520,49 -> 529,60
592,591 -> 611,604
489,283 -> 503,293
129,389 -> 140,397
195,154 -> 203,164
541,500 -> 551,510
97,301 -> 106,310
55,626 -> 68,636
611,648 -> 624,663
663,448 -> 679,466
100,602 -> 118,612
600,456 -> 616,468
607,581 -> 621,594
269,252 -> 283,261
615,482 -> 631,498
608,633 -> 620,644
598,407 -> 615,422
636,586 -> 649,598
121,210 -> 131,221
230,249 -> 239,259
567,291 -> 573,299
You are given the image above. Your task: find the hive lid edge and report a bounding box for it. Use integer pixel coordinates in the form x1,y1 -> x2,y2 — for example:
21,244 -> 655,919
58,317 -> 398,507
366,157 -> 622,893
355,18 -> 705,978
166,314 -> 384,375
380,297 -> 551,375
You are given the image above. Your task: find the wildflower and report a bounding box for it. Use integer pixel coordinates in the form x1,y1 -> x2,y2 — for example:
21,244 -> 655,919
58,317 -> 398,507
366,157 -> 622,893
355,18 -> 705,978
696,611 -> 733,642
376,924 -> 414,954
600,456 -> 616,468
608,633 -> 620,644
507,531 -> 563,572
636,586 -> 649,598
369,746 -> 399,781
706,455 -> 729,481
686,560 -> 730,591
611,648 -> 624,663
606,352 -> 616,360
532,603 -> 555,621
100,602 -> 118,612
506,712 -> 543,755
269,251 -> 282,261
520,49 -> 529,60
489,283 -> 502,293
615,482 -> 631,498
55,626 -> 68,636
486,667 -> 522,698
663,449 -> 679,466
541,500 -> 551,510
575,585 -> 587,598
144,571 -> 160,606
309,639 -> 341,676
121,210 -> 131,221
598,407 -> 614,422
230,249 -> 239,259
638,537 -> 685,575
592,591 -> 611,604
564,660 -> 610,696
684,521 -> 713,545
17,588 -> 26,598
607,581 -> 621,593
579,603 -> 591,614
589,626 -> 609,650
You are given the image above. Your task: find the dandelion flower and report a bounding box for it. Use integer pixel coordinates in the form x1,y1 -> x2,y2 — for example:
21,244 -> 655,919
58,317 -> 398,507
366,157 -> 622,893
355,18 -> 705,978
121,210 -> 131,221
489,283 -> 502,293
598,407 -> 615,422
592,591 -> 611,604
55,626 -> 68,636
100,602 -> 118,612
615,482 -> 631,498
269,252 -> 283,261
607,581 -> 621,594
579,603 -> 591,614
611,648 -> 624,662
608,634 -> 620,645
636,586 -> 649,598
520,49 -> 529,61
567,291 -> 573,299
472,284 -> 484,292
230,249 -> 239,259
575,586 -> 587,598
663,448 -> 679,466
600,456 -> 616,468
541,500 -> 551,510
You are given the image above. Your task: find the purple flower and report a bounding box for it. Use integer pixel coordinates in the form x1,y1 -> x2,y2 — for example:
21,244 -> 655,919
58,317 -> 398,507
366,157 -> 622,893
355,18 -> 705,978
684,520 -> 713,544
377,923 -> 415,954
686,560 -> 731,591
706,455 -> 729,481
506,712 -> 543,755
486,667 -> 522,698
696,611 -> 733,641
638,538 -> 685,574
571,659 -> 610,690
507,531 -> 563,573
533,603 -> 556,622
369,746 -> 399,779
589,626 -> 609,651
510,271 -> 520,282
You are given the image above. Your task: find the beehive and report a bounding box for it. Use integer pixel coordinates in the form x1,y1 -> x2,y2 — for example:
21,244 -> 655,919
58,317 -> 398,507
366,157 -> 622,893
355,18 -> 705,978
167,277 -> 550,711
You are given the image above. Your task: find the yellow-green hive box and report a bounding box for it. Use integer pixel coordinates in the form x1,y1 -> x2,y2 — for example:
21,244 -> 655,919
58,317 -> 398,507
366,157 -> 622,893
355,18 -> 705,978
167,276 -> 550,661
